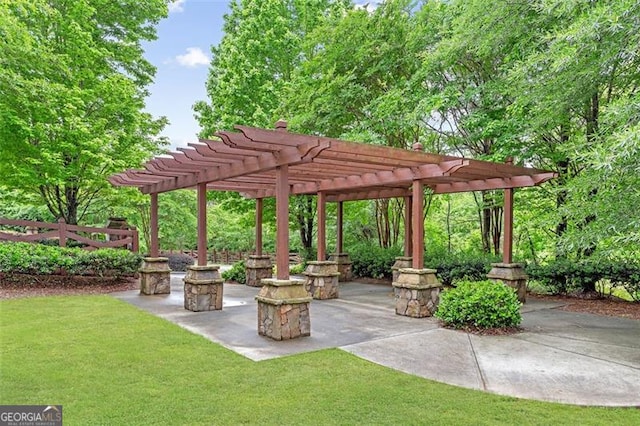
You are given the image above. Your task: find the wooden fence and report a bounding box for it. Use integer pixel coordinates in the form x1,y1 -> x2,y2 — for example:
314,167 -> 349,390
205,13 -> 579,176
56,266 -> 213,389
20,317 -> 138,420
165,249 -> 302,264
0,218 -> 139,252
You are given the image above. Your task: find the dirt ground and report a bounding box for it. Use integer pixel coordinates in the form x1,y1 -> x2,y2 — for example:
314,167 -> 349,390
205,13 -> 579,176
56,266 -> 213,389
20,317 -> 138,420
1,275 -> 638,321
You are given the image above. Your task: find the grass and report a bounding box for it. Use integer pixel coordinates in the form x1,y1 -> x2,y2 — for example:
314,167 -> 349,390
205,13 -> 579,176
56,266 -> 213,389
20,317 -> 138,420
1,296 -> 639,425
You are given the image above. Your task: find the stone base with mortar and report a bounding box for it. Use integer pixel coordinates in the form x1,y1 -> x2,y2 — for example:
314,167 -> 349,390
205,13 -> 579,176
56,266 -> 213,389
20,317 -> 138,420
487,262 -> 527,303
256,278 -> 311,340
140,257 -> 171,295
183,265 -> 224,311
328,253 -> 353,282
303,261 -> 340,300
391,256 -> 413,283
245,255 -> 272,287
392,268 -> 441,318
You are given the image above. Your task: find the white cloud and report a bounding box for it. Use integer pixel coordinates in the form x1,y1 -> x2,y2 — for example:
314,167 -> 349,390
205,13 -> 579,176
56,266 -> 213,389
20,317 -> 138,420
354,2 -> 379,13
175,47 -> 210,67
168,0 -> 186,13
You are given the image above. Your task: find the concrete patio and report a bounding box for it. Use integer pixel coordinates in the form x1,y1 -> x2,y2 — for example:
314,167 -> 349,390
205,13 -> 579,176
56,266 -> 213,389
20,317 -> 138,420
112,272 -> 640,407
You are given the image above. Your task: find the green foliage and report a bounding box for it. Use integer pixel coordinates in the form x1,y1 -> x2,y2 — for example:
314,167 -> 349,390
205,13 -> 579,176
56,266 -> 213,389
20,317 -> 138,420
222,260 -> 246,284
164,253 -> 194,272
435,280 -> 522,329
0,0 -> 169,224
0,242 -> 141,277
350,243 -> 401,279
427,252 -> 499,287
526,259 -> 640,300
289,263 -> 305,275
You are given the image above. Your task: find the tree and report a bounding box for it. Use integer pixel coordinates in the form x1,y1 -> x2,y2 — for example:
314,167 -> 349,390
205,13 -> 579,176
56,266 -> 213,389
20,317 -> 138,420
0,0 -> 168,224
194,0 -> 349,254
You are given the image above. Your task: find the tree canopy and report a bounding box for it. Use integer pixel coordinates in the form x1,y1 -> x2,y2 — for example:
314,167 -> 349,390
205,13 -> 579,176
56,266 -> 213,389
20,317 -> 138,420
0,0 -> 169,224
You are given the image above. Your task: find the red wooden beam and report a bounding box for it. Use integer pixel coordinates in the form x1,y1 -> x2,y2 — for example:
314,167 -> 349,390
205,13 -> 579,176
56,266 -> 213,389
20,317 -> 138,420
275,165 -> 289,280
317,192 -> 326,261
412,181 -> 424,269
197,183 -> 208,266
150,192 -> 159,257
336,201 -> 343,254
256,198 -> 263,256
404,196 -> 412,257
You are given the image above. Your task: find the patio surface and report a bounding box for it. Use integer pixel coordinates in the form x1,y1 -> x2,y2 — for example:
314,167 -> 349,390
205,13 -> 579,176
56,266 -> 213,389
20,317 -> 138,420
112,272 -> 640,407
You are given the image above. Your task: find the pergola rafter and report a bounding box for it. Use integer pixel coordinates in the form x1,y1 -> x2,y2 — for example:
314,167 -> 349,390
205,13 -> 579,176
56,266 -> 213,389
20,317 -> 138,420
110,122 -> 557,276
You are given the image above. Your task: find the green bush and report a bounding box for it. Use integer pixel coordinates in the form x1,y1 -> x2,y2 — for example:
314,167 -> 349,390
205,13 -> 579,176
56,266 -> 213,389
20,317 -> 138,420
435,280 -> 522,329
350,243 -> 401,279
427,252 -> 498,286
289,263 -> 305,275
526,258 -> 640,299
0,242 -> 142,277
222,260 -> 246,284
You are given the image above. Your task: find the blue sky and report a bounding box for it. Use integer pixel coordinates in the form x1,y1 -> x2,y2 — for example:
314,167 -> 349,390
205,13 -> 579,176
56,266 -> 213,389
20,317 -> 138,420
144,0 -> 375,151
144,0 -> 231,151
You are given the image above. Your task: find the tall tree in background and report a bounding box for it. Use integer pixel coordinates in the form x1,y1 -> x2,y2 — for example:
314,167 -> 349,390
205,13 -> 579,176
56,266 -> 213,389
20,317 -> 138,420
0,0 -> 168,224
194,0 -> 349,256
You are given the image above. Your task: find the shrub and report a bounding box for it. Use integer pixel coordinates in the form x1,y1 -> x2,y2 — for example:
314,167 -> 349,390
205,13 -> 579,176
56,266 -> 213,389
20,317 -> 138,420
222,260 -> 246,284
163,252 -> 195,271
289,263 -> 305,275
435,280 -> 522,329
349,243 -> 401,279
0,242 -> 141,277
427,252 -> 497,286
526,258 -> 640,299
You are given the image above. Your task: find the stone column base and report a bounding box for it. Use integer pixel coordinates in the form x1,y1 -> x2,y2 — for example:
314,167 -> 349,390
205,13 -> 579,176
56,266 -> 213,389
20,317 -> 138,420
256,278 -> 311,340
140,257 -> 171,295
392,268 -> 441,318
391,256 -> 413,283
487,263 -> 527,303
183,265 -> 224,311
328,253 -> 353,282
245,255 -> 273,287
303,261 -> 340,299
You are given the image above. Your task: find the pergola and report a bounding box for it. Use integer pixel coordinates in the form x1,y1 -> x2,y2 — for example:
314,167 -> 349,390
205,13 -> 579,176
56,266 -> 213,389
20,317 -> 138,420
109,121 -> 556,280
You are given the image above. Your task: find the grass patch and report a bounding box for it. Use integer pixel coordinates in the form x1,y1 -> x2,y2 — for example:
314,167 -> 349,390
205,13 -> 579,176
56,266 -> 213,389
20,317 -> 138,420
1,296 -> 639,424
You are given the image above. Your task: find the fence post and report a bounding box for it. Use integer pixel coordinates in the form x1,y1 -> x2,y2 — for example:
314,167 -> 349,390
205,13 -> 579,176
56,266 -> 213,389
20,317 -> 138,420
131,226 -> 139,253
58,218 -> 67,248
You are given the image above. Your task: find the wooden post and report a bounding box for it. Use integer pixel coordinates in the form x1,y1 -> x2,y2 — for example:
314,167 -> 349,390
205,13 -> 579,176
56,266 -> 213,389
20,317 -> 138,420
150,193 -> 159,257
131,226 -> 139,253
336,201 -> 343,254
411,181 -> 424,269
57,218 -> 67,248
317,192 -> 326,261
404,196 -> 412,257
256,198 -> 263,256
197,182 -> 207,266
503,158 -> 514,264
276,165 -> 290,280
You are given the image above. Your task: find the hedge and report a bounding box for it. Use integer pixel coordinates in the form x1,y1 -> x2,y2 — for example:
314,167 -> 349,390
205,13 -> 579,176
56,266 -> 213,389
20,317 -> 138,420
0,242 -> 142,277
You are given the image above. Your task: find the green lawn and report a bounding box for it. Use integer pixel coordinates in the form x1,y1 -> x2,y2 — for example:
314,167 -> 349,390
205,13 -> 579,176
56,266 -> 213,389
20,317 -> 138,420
1,296 -> 638,425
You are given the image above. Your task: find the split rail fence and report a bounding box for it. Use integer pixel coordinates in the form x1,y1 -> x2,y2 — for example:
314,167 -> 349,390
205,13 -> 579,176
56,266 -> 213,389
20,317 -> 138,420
0,218 -> 139,252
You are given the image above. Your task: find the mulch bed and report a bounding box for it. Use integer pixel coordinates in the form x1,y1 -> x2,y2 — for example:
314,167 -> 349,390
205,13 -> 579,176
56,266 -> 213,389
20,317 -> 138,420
529,293 -> 640,321
0,273 -> 138,300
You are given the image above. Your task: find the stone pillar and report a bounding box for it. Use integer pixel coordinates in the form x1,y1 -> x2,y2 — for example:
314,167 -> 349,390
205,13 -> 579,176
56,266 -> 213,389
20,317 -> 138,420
303,261 -> 340,300
183,265 -> 224,311
391,256 -> 413,283
140,257 -> 171,295
487,263 -> 527,303
328,253 -> 353,282
256,278 -> 311,340
392,268 -> 441,318
245,255 -> 273,287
